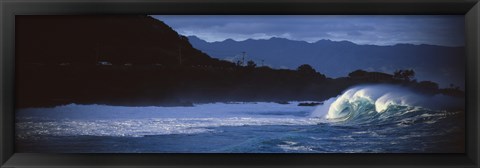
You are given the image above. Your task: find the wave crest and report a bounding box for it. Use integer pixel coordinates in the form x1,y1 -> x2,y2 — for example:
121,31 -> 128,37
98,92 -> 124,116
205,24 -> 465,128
312,84 -> 464,123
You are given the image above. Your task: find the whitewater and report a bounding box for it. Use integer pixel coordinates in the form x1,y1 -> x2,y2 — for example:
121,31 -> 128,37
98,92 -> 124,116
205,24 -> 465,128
16,84 -> 465,153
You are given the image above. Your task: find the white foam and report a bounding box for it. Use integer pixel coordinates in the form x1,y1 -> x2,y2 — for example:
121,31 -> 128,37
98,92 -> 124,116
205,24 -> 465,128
16,102 -> 316,120
16,117 -> 323,138
309,97 -> 336,119
312,84 -> 464,121
278,141 -> 315,152
16,102 -> 322,138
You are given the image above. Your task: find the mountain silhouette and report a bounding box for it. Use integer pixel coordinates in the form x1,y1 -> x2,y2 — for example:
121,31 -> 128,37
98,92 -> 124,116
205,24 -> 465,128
16,16 -> 232,67
14,16 -> 464,108
16,15 -> 236,107
187,36 -> 465,88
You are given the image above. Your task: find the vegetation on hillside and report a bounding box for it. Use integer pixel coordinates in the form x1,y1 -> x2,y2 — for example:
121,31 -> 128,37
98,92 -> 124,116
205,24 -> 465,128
15,15 -> 464,108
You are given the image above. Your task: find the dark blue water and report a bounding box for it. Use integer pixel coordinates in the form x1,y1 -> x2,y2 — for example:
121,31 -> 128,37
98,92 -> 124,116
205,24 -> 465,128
16,111 -> 464,153
15,85 -> 465,153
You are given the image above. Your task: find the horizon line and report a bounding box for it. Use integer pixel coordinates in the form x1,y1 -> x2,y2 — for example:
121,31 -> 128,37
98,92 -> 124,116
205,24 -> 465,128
186,35 -> 464,48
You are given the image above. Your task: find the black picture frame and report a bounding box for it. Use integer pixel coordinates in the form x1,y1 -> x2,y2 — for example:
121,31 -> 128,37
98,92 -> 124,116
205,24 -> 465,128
1,0 -> 479,167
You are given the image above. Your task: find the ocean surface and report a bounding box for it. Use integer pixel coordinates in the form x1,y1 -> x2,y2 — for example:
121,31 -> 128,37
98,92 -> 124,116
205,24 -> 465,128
16,85 -> 465,153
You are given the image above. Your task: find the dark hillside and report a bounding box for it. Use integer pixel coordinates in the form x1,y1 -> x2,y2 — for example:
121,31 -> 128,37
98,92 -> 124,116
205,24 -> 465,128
15,16 -> 463,108
16,15 -> 231,67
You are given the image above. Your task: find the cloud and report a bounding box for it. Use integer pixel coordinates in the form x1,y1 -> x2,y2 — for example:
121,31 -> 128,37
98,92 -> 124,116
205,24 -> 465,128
347,31 -> 363,36
153,15 -> 465,47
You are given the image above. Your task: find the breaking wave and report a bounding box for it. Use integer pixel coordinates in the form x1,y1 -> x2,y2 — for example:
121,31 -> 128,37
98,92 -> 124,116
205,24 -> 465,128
16,85 -> 464,139
311,84 -> 464,124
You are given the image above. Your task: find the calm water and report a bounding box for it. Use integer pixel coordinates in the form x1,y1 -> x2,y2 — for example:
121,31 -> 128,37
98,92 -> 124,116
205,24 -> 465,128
16,85 -> 465,153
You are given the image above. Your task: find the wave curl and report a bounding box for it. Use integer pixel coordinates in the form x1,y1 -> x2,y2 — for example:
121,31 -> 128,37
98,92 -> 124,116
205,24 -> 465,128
311,84 -> 464,124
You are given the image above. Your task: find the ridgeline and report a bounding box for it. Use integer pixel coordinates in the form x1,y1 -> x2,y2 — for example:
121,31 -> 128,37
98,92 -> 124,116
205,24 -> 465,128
16,15 -> 464,108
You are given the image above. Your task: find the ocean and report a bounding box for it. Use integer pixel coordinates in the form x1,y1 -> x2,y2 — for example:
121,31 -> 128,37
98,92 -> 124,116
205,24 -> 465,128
15,85 -> 465,153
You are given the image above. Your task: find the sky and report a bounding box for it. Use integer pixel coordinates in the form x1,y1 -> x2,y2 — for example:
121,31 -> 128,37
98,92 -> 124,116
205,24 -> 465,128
152,15 -> 465,47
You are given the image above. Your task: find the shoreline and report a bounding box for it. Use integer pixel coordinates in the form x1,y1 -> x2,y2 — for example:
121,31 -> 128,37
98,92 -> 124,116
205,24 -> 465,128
16,100 -> 327,109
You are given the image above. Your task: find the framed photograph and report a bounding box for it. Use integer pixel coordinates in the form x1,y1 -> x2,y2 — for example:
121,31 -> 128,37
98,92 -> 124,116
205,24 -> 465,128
1,0 -> 479,167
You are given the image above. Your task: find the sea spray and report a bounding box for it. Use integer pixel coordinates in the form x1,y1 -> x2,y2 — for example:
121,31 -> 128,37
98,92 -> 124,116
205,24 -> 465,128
15,95 -> 465,153
311,84 -> 464,123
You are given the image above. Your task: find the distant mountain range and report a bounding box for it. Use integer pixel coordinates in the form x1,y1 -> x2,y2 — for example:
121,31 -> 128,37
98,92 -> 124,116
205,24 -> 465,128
15,16 -> 464,108
187,36 -> 465,88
